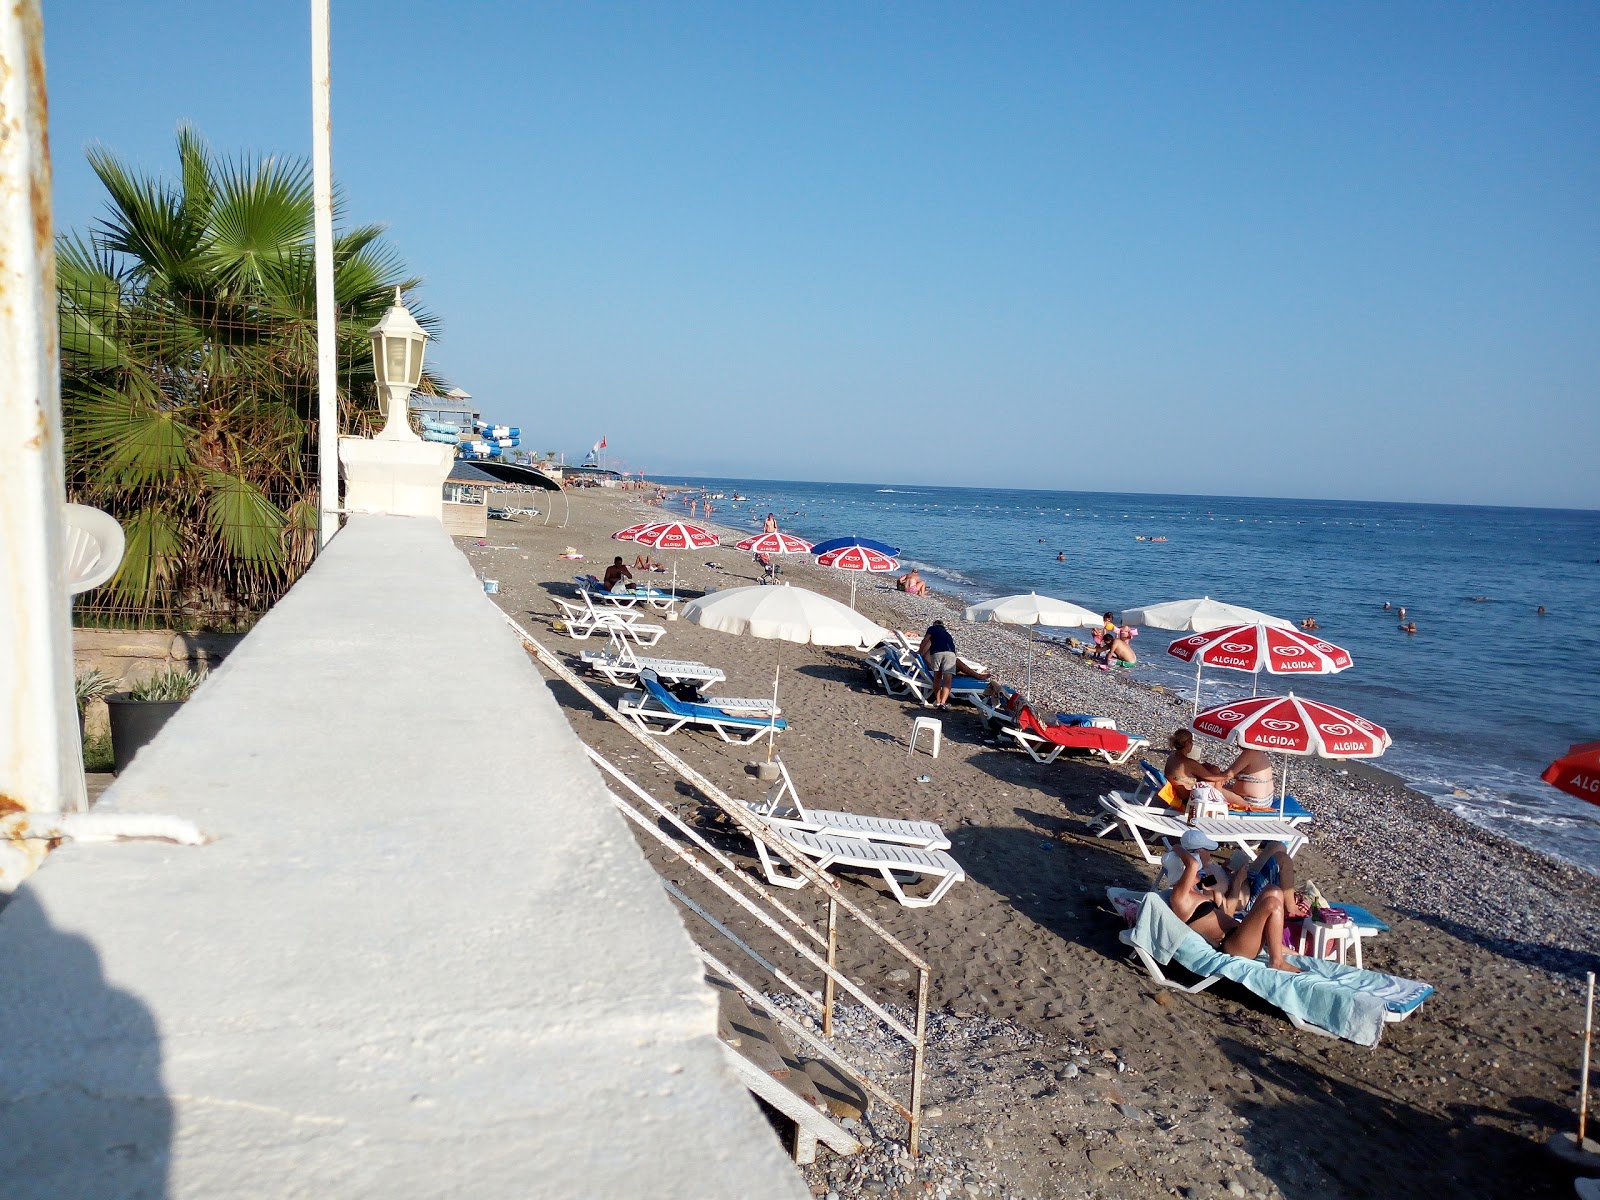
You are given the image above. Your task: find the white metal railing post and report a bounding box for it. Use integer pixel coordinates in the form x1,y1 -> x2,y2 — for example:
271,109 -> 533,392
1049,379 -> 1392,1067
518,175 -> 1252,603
311,0 -> 340,547
0,1 -> 87,814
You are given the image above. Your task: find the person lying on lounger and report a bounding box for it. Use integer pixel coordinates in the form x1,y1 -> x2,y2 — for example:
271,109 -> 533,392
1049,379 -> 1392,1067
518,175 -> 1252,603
1167,831 -> 1301,973
632,553 -> 663,571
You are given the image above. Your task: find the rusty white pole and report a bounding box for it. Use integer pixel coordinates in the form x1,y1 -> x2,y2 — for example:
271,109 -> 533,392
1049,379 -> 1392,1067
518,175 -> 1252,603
312,0 -> 340,547
0,0 -> 88,813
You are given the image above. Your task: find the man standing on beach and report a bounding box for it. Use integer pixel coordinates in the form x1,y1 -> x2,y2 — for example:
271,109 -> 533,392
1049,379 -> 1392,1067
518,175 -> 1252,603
919,619 -> 959,710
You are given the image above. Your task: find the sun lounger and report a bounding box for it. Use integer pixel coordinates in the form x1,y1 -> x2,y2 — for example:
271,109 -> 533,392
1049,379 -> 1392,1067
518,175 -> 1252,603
1116,891 -> 1431,1045
746,758 -> 950,849
1134,760 -> 1315,825
748,825 -> 965,908
1094,790 -> 1308,864
1000,706 -> 1148,766
550,594 -> 667,646
617,670 -> 787,744
577,580 -> 677,612
577,634 -> 726,688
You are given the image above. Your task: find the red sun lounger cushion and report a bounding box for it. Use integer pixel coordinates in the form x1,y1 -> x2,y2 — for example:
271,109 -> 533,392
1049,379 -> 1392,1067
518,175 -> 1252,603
1017,706 -> 1133,755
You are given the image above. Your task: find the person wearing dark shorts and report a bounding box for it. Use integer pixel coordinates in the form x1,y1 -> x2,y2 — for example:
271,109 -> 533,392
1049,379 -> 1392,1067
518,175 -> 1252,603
918,619 -> 959,709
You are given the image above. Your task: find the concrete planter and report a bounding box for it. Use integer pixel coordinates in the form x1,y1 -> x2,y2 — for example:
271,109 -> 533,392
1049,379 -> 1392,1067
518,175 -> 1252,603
105,694 -> 186,774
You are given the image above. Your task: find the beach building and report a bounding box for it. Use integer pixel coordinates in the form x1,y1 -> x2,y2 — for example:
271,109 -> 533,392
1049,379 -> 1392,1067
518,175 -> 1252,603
441,459 -> 497,536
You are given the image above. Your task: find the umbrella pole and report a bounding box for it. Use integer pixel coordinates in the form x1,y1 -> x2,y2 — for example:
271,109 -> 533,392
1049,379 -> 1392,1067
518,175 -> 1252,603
1193,659 -> 1203,717
1580,971 -> 1595,1144
767,652 -> 782,762
849,576 -> 858,610
1026,626 -> 1036,694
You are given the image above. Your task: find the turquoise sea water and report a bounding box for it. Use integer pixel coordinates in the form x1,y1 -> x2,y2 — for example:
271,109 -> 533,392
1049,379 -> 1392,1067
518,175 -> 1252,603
659,477 -> 1600,875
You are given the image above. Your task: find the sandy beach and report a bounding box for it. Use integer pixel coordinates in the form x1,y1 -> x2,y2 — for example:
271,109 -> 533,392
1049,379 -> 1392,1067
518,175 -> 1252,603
470,485 -> 1600,1200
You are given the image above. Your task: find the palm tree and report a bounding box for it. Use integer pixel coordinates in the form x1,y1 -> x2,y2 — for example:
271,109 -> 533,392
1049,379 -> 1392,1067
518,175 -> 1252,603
60,125 -> 441,629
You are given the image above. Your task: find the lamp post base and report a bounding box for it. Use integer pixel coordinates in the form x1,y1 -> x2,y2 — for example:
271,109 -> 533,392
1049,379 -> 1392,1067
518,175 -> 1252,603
338,436 -> 454,522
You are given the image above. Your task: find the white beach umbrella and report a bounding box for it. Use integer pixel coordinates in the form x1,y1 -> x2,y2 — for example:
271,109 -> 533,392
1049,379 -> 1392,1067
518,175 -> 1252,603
963,592 -> 1102,692
1121,596 -> 1294,634
682,585 -> 890,758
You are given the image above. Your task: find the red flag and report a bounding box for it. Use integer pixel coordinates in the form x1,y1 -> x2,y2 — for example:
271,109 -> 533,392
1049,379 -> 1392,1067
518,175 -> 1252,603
598,436 -> 607,450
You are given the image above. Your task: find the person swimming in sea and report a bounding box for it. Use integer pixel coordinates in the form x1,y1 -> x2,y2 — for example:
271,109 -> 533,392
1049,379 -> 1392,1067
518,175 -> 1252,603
1401,621 -> 1417,634
1056,552 -> 1065,561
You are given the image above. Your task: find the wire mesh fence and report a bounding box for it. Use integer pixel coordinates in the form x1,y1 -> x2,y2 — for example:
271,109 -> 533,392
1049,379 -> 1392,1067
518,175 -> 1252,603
61,279 -> 384,632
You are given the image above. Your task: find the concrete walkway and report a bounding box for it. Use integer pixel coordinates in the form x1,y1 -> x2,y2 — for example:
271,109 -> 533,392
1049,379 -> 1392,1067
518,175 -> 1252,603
0,516 -> 806,1199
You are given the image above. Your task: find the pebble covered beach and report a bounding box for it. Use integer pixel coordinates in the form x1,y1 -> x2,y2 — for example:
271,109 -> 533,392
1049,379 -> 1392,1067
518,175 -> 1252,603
473,483 -> 1600,1199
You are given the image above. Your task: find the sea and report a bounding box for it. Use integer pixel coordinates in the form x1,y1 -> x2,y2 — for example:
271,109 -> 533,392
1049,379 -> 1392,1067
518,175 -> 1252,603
656,477 -> 1600,876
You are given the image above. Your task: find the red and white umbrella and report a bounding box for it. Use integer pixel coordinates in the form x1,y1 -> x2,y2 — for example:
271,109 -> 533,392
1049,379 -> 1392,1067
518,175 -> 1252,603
815,544 -> 899,610
735,531 -> 814,554
1192,693 -> 1391,817
618,521 -> 721,550
1542,742 -> 1600,807
1168,623 -> 1353,713
1193,694 -> 1390,759
611,521 -> 720,598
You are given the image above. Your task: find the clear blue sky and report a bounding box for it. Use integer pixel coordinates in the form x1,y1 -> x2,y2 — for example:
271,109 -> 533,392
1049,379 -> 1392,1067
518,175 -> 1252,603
43,1 -> 1599,508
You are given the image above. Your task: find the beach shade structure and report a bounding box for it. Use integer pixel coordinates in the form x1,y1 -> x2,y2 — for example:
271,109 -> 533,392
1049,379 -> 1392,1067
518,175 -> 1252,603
1542,742 -> 1600,807
815,544 -> 900,610
1167,623 -> 1354,714
613,520 -> 721,598
681,584 -> 890,759
734,531 -> 814,555
1122,596 -> 1295,634
1192,693 -> 1392,817
810,535 -> 901,559
963,592 -> 1102,693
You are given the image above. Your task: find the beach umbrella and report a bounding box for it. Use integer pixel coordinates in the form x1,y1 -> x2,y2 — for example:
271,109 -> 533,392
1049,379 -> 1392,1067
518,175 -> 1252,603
682,585 -> 890,758
1542,742 -> 1600,807
734,531 -> 814,554
815,544 -> 899,610
612,520 -> 721,598
810,535 -> 901,558
1122,596 -> 1295,634
1167,623 -> 1354,714
963,592 -> 1102,693
1191,693 -> 1391,816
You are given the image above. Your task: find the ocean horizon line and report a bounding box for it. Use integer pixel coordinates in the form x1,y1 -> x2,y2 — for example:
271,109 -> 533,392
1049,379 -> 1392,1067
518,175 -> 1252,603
657,474 -> 1600,517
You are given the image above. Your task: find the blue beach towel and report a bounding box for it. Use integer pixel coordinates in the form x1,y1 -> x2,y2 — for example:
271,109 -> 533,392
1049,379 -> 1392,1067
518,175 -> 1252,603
1129,893 -> 1432,1046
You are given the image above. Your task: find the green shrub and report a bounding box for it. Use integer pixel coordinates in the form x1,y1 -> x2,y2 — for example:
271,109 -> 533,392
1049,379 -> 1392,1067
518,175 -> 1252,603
127,666 -> 206,703
82,730 -> 113,772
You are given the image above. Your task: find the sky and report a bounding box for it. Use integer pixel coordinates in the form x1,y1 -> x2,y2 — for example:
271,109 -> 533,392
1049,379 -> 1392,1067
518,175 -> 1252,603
42,1 -> 1600,508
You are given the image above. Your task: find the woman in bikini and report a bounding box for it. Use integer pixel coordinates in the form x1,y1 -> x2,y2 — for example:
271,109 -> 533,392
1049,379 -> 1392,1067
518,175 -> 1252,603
1163,730 -> 1228,806
1167,838 -> 1301,973
1218,746 -> 1276,811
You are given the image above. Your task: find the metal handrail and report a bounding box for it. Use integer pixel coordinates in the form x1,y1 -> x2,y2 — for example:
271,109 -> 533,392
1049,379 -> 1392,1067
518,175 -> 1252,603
502,611 -> 929,1155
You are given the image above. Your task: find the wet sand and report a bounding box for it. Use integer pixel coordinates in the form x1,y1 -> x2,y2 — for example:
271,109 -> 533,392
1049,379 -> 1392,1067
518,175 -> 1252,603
471,486 -> 1600,1199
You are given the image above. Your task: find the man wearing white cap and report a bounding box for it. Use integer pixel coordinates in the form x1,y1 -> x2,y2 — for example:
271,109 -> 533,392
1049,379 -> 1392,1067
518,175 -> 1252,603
1167,830 -> 1301,974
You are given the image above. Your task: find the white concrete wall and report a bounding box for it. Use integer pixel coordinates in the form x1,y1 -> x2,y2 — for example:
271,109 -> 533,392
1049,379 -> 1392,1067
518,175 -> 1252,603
0,515 -> 807,1199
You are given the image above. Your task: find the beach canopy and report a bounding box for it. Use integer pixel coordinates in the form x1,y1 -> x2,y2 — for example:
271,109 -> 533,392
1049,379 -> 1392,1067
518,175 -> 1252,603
735,531 -> 813,554
1542,742 -> 1600,807
614,521 -> 720,550
683,585 -> 889,648
1123,596 -> 1294,633
1192,693 -> 1391,759
963,592 -> 1103,693
810,535 -> 901,558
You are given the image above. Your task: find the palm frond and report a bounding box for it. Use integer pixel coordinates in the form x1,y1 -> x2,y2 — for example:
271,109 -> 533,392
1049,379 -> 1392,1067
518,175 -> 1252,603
202,470 -> 286,566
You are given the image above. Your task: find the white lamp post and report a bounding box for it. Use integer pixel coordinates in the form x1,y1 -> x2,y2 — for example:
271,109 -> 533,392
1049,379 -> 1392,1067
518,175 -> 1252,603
369,288 -> 429,441
338,288 -> 451,520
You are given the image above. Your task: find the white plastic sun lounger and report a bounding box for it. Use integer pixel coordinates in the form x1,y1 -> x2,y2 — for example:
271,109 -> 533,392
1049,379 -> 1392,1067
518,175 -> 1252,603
750,826 -> 965,909
617,671 -> 786,744
550,595 -> 666,646
1094,790 -> 1307,864
746,759 -> 950,850
580,585 -> 676,614
578,635 -> 725,689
